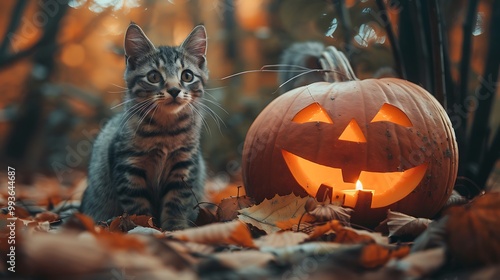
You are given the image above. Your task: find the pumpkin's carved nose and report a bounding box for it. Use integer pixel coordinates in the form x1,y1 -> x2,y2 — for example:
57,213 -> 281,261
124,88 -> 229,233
339,119 -> 366,143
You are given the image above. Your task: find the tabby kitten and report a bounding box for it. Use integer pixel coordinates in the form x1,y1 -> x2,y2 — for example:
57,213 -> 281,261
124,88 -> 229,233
81,23 -> 208,231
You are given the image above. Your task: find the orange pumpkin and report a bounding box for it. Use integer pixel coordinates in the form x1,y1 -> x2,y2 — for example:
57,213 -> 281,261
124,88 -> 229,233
242,47 -> 458,227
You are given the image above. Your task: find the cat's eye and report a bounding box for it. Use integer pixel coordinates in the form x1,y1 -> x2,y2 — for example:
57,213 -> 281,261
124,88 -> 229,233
181,70 -> 194,83
147,70 -> 161,83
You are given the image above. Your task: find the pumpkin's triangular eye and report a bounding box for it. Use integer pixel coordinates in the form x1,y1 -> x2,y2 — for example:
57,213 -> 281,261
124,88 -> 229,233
370,103 -> 413,127
339,119 -> 366,142
292,103 -> 333,124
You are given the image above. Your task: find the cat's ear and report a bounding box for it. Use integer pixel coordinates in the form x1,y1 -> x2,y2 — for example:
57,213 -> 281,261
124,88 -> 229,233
181,25 -> 207,67
124,23 -> 156,67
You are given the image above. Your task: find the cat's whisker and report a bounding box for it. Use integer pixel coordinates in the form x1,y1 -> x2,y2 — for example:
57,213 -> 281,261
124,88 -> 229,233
119,99 -> 151,124
202,90 -> 219,101
195,105 -> 213,136
273,69 -> 330,94
197,102 -> 226,130
201,96 -> 229,114
197,105 -> 224,135
149,102 -> 160,126
261,64 -> 312,71
110,83 -> 128,89
111,98 -> 136,110
189,104 -> 211,136
203,86 -> 227,91
220,69 -> 311,80
134,103 -> 157,137
119,98 -> 155,130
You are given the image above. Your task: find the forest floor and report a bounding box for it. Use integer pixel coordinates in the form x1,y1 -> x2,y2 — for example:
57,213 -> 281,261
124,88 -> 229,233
1,171 -> 500,280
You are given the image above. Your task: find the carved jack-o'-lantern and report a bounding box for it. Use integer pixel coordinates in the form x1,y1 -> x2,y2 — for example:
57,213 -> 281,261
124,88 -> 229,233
242,47 -> 458,227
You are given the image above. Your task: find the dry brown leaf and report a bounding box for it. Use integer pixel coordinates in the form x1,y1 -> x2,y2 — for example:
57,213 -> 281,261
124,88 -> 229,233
34,211 -> 60,223
260,242 -> 346,264
335,227 -> 375,244
275,213 -> 315,231
309,203 -> 353,223
170,221 -> 255,248
308,220 -> 374,244
18,230 -> 196,278
411,216 -> 448,252
19,231 -> 110,276
360,244 -> 410,269
291,222 -> 315,234
309,220 -> 342,239
166,240 -> 215,256
349,228 -> 389,245
95,230 -> 148,252
254,231 -> 309,248
217,195 -> 255,222
195,204 -> 219,226
209,251 -> 276,270
109,213 -> 137,232
387,247 -> 445,278
380,210 -> 431,238
237,194 -> 309,234
10,205 -> 31,219
108,213 -> 157,233
446,192 -> 500,266
128,226 -> 163,235
206,183 -> 246,204
63,213 -> 96,233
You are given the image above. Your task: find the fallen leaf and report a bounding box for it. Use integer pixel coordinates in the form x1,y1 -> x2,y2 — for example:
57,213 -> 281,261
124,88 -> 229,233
237,194 -> 309,234
309,202 -> 353,223
446,192 -> 500,266
309,220 -> 342,239
208,251 -> 276,270
308,220 -> 374,244
254,231 -> 309,248
360,244 -> 410,269
19,231 -> 110,276
387,247 -> 445,278
18,230 -> 196,278
95,231 -> 148,252
260,242 -> 347,264
206,183 -> 246,204
275,213 -> 315,231
169,221 -> 255,248
195,204 -> 219,226
335,227 -> 375,244
411,216 -> 448,252
349,228 -> 388,245
34,211 -> 60,223
166,239 -> 215,255
128,226 -> 163,235
63,213 -> 96,233
217,195 -> 255,222
378,210 -> 431,238
291,222 -> 315,234
109,213 -> 137,232
108,214 -> 158,233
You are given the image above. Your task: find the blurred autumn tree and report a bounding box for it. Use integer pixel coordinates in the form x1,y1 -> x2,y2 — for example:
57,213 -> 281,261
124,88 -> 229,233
0,0 -> 498,192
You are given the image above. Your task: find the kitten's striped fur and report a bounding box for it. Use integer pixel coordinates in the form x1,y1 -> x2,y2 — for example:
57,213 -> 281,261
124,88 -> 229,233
81,23 -> 208,230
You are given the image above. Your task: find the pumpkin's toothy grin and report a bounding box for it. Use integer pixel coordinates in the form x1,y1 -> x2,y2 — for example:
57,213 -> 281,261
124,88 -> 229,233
282,150 -> 428,208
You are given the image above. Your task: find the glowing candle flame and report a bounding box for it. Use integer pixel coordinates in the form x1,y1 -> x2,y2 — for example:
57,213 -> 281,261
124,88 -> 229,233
356,180 -> 363,190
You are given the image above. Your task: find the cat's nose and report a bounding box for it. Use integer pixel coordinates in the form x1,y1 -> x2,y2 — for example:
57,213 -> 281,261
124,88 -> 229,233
167,87 -> 181,98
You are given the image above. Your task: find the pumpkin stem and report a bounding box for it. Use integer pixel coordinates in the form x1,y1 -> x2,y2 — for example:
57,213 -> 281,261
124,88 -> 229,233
319,46 -> 358,82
